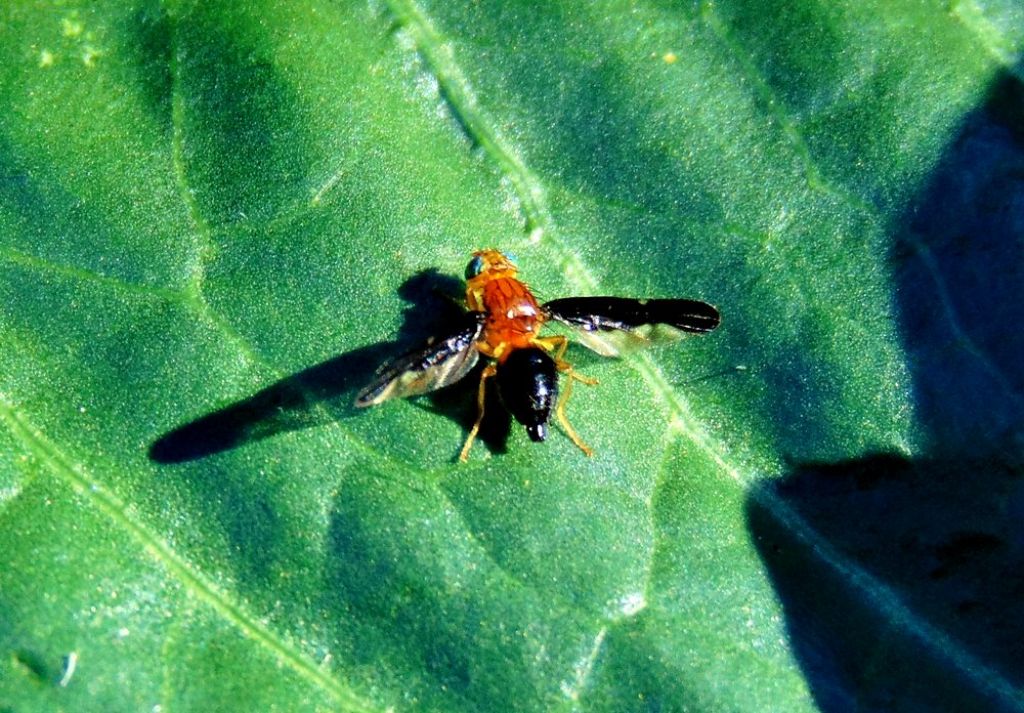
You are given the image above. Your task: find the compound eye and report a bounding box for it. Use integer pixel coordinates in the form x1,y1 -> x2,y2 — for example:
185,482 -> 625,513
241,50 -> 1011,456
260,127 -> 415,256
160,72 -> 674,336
465,255 -> 484,279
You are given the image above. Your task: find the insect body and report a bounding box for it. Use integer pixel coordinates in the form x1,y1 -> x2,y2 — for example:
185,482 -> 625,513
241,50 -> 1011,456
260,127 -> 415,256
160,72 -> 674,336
355,249 -> 720,461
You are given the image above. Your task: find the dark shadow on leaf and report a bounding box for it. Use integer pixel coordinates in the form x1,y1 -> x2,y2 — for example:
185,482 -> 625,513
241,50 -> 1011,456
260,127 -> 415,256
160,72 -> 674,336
324,481 -> 478,700
131,4 -> 315,226
149,268 -> 510,463
749,453 -> 1024,713
11,648 -> 52,684
121,2 -> 174,132
320,468 -> 583,712
749,69 -> 1024,711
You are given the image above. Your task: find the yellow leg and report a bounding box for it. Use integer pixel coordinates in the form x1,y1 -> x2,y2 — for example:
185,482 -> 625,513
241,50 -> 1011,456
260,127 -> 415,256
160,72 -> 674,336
538,335 -> 572,366
533,336 -> 597,455
556,373 -> 594,457
535,336 -> 598,383
459,363 -> 496,462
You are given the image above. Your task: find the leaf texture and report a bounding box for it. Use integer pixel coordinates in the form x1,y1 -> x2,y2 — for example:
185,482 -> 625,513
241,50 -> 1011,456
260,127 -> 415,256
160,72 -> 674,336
1,0 -> 1022,711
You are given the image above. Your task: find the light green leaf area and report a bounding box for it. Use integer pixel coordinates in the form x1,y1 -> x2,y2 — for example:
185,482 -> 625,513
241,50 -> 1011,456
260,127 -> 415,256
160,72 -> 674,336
2,0 -> 1022,711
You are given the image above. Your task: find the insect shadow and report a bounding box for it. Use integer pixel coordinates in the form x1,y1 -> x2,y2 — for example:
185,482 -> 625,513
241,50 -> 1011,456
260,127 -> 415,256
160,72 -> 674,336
148,268 -> 511,464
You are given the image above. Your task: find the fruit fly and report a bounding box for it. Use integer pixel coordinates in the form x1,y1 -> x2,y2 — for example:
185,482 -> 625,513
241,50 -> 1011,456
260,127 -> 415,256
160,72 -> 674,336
355,249 -> 720,461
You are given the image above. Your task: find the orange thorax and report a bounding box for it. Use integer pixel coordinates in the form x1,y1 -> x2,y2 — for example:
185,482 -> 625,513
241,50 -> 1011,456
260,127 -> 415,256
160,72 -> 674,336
466,271 -> 543,360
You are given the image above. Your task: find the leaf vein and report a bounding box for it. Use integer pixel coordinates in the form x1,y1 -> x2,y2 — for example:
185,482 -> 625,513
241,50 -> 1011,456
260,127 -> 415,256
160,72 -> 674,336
0,246 -> 186,303
378,4 -> 1024,704
1,232 -> 446,485
0,398 -> 379,713
750,481 -> 1024,710
950,0 -> 1022,71
167,6 -> 217,295
158,6 -> 451,476
384,0 -> 550,237
556,625 -> 608,710
903,233 -> 1024,409
698,1 -> 875,215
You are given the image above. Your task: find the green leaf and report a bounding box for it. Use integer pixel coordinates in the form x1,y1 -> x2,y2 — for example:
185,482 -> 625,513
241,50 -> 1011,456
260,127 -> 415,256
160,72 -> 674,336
2,0 -> 1022,711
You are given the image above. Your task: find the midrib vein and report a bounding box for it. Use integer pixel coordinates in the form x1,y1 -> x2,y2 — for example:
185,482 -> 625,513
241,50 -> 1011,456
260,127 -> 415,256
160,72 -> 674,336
384,0 -> 550,234
951,0 -> 1020,69
168,6 -> 215,296
384,0 -> 741,484
383,1 -> 1024,706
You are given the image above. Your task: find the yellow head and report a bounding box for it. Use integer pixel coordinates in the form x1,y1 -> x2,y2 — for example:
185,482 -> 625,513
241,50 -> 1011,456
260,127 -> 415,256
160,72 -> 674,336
464,249 -> 519,282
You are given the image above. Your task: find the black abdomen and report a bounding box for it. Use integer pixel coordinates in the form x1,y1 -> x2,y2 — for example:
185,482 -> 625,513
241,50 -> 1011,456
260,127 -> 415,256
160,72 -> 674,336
497,347 -> 558,442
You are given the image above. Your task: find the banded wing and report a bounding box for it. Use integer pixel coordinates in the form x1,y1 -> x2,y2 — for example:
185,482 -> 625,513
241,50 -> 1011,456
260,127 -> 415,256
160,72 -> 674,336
543,297 -> 720,357
355,311 -> 485,406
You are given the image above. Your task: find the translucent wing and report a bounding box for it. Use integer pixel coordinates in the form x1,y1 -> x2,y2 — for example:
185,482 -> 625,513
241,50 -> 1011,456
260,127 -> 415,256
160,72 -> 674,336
354,312 -> 485,406
543,297 -> 720,357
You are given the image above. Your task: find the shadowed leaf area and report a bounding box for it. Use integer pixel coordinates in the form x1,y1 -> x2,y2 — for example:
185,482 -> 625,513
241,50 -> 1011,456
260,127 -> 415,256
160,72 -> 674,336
1,0 -> 1022,711
750,69 -> 1024,712
148,268 -> 514,463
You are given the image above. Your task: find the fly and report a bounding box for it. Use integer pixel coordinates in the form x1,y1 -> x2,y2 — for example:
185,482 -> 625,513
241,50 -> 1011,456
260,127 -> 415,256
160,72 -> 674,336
355,249 -> 721,461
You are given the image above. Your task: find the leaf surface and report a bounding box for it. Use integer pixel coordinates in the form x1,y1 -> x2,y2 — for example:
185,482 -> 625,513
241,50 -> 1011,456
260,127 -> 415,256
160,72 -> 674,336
1,0 -> 1022,710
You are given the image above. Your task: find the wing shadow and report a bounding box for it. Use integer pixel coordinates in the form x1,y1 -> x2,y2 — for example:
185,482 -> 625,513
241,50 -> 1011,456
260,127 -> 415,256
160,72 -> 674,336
149,268 -> 510,464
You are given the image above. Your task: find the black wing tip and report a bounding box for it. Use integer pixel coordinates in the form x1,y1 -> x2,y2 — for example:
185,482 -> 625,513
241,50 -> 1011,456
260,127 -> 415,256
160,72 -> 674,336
683,303 -> 721,332
545,296 -> 722,333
